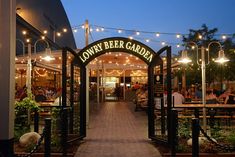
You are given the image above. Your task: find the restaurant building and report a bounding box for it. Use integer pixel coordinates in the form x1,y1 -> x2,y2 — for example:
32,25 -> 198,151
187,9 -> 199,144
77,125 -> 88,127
0,0 -> 75,155
1,0 -> 174,156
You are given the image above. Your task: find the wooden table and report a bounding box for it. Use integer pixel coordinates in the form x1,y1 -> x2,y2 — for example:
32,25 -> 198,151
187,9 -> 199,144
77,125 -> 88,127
174,104 -> 235,126
175,104 -> 235,109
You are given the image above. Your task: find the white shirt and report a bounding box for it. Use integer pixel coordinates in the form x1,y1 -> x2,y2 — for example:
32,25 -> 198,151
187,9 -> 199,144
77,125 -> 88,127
172,92 -> 185,106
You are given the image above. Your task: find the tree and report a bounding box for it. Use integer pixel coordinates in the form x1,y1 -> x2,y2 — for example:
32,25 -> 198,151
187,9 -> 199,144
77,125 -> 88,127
180,24 -> 235,89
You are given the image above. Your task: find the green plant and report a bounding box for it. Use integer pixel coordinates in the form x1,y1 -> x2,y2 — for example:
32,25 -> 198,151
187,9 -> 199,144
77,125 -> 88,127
226,131 -> 235,146
177,144 -> 188,153
210,125 -> 225,141
51,107 -> 61,148
14,95 -> 40,140
178,118 -> 191,139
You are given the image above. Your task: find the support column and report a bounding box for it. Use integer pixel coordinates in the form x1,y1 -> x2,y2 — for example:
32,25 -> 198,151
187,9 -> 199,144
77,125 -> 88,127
123,69 -> 126,100
182,66 -> 186,90
97,63 -> 100,104
86,67 -> 89,127
0,0 -> 16,156
26,43 -> 32,94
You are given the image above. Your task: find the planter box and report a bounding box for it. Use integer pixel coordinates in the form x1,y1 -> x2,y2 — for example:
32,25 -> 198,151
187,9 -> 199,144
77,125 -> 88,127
15,152 -> 75,157
163,153 -> 235,157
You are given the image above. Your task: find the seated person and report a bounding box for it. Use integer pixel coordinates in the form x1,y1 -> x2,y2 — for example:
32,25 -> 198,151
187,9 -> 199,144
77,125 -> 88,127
206,90 -> 218,104
172,88 -> 185,106
35,90 -> 47,102
224,90 -> 235,104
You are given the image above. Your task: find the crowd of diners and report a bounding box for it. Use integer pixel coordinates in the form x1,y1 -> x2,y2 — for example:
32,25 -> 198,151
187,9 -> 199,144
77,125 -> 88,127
132,82 -> 235,111
15,84 -> 62,103
171,85 -> 235,106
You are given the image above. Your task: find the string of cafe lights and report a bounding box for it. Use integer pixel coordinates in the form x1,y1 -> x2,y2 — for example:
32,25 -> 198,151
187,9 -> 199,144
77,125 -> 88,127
72,24 -> 235,48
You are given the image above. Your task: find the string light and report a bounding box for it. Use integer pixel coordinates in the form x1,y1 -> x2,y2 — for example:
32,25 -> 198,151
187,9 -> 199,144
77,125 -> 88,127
222,35 -> 227,40
176,34 -> 181,38
43,30 -> 48,34
63,28 -> 67,33
71,23 -> 235,49
57,32 -> 61,37
198,34 -> 203,39
22,30 -> 27,35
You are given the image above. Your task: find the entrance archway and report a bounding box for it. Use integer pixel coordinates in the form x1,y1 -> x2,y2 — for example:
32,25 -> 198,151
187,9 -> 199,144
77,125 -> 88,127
62,37 -> 172,145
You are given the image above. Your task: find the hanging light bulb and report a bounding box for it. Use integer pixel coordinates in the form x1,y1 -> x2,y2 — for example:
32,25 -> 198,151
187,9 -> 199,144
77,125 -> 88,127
222,35 -> 227,40
41,48 -> 55,61
214,50 -> 229,64
176,34 -> 181,38
178,50 -> 192,64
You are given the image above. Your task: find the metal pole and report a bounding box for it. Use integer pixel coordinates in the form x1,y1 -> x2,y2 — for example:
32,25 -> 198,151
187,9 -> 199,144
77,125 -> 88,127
97,63 -> 100,104
44,118 -> 51,157
201,47 -> 207,131
85,20 -> 89,46
182,66 -> 186,90
101,62 -> 105,102
26,43 -> 32,94
192,118 -> 199,157
171,109 -> 178,157
34,110 -> 39,133
123,69 -> 126,100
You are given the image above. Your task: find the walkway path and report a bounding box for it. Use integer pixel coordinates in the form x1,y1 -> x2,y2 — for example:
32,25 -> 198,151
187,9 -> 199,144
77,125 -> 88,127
75,101 -> 162,157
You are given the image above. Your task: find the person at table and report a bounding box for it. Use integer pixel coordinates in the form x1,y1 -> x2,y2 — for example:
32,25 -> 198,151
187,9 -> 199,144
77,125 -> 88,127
206,89 -> 219,104
219,87 -> 233,102
172,88 -> 185,106
224,90 -> 235,104
195,85 -> 202,99
35,89 -> 47,102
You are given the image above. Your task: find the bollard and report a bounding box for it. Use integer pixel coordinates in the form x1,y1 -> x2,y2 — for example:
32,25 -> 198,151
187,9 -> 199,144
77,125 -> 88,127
171,109 -> 178,157
61,107 -> 69,156
192,118 -> 199,157
34,110 -> 39,133
194,108 -> 199,119
44,118 -> 51,157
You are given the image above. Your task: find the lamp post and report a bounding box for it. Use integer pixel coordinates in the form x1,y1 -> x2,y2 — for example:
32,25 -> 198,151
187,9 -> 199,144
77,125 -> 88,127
34,38 -> 54,61
178,41 -> 229,131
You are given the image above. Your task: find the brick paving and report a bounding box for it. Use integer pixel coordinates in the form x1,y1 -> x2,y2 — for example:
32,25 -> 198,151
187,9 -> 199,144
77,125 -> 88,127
74,101 -> 162,157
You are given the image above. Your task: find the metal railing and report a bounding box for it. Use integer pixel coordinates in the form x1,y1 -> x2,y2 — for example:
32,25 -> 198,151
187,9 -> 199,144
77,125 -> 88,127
192,118 -> 235,157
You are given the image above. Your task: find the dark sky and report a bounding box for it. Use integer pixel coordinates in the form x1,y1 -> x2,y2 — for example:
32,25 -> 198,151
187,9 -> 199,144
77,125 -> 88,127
61,0 -> 235,53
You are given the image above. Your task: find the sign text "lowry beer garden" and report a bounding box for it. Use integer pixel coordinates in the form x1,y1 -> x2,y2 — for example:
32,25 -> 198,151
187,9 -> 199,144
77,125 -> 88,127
78,38 -> 155,65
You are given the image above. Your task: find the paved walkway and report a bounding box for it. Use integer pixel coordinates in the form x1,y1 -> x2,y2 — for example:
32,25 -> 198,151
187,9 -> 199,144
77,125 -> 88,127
75,101 -> 162,157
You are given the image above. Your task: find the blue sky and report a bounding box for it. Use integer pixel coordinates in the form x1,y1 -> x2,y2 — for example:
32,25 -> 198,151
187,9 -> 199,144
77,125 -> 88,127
61,0 -> 235,54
